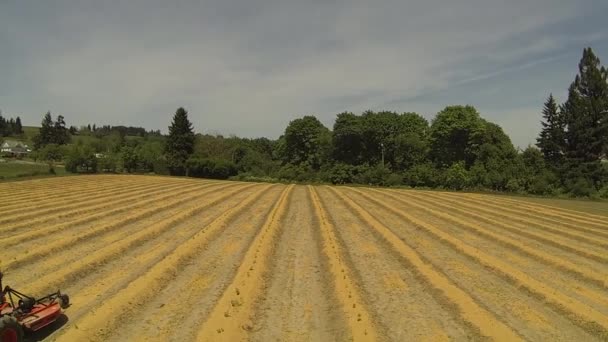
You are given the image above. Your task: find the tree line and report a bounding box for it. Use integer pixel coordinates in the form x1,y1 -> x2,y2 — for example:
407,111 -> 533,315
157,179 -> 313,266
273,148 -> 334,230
76,124 -> 162,138
0,112 -> 23,137
22,47 -> 608,197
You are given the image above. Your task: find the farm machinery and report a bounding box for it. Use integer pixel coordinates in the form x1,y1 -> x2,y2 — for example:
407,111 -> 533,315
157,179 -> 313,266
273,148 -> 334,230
0,271 -> 69,342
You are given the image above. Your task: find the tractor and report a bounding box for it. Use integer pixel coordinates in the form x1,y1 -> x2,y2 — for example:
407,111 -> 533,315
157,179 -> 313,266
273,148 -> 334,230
0,271 -> 69,342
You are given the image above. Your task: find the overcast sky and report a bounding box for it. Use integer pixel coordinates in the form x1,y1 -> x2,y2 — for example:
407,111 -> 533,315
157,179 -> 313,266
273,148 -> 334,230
1,0 -> 607,147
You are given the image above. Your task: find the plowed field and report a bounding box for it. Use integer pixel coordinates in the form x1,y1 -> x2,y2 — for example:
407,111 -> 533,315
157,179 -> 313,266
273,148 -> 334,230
1,175 -> 607,341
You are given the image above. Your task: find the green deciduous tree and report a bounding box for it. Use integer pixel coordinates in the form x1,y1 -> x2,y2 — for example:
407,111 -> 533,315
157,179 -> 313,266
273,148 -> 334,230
136,140 -> 164,172
468,121 -> 518,190
121,145 -> 138,173
332,111 -> 428,171
98,154 -> 119,173
283,115 -> 331,169
165,107 -> 195,175
359,111 -> 400,167
332,112 -> 364,165
38,143 -> 65,173
429,105 -> 484,167
65,144 -> 97,173
393,112 -> 429,170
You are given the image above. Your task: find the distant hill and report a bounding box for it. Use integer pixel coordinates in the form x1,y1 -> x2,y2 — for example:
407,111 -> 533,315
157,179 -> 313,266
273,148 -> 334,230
22,126 -> 39,143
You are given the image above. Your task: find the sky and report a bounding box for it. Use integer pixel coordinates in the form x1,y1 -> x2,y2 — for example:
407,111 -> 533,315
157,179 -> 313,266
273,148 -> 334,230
1,0 -> 607,148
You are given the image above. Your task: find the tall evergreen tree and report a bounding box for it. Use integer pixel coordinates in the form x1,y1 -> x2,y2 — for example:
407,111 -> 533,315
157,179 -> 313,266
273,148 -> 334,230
0,111 -> 6,136
54,115 -> 70,144
561,47 -> 608,191
15,116 -> 23,135
8,118 -> 15,135
536,94 -> 564,168
33,112 -> 55,149
165,107 -> 195,175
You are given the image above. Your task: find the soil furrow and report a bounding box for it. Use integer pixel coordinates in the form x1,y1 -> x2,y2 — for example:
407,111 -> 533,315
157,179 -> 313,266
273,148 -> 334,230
326,186 -> 522,341
438,192 -> 608,239
305,186 -> 379,341
0,179 -> 156,218
248,186 -> 365,341
355,188 -> 608,316
343,187 -> 608,339
3,175 -> 607,341
364,188 -> 608,288
196,185 -> 294,341
1,182 -> 111,210
2,182 -> 242,271
0,176 -> 131,207
401,190 -> 608,265
0,175 -> 158,204
114,187 -> 285,341
414,191 -> 608,249
342,188 -> 601,341
465,193 -> 608,224
53,184 -> 276,341
0,179 -> 190,226
20,184 -> 267,298
40,185 -> 274,342
0,181 -> 215,246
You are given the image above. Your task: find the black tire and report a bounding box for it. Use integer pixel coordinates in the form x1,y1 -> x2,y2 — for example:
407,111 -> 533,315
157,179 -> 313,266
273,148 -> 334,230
0,315 -> 24,342
58,294 -> 70,309
18,298 -> 34,312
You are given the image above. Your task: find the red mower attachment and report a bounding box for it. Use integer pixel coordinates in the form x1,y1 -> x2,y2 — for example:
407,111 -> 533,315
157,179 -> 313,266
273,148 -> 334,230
0,271 -> 69,342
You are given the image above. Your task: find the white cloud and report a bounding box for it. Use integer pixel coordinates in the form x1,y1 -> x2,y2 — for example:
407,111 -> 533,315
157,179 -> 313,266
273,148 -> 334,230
1,0 -> 605,147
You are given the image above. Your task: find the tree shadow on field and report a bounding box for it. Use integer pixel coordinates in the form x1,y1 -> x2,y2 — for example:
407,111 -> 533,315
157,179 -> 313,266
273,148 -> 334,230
24,314 -> 69,342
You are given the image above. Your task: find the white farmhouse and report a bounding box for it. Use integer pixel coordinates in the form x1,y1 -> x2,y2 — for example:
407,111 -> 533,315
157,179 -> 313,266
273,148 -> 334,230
0,140 -> 30,156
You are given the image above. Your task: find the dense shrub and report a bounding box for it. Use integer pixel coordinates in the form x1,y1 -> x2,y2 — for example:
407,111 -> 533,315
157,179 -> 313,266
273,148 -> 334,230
65,145 -> 97,173
505,178 -> 524,193
353,165 -> 391,186
598,185 -> 608,199
276,163 -> 318,182
325,163 -> 360,184
152,159 -> 169,175
566,177 -> 596,197
186,158 -> 237,179
385,173 -> 403,187
443,161 -> 470,190
98,154 -> 118,173
403,163 -> 440,188
525,172 -> 557,195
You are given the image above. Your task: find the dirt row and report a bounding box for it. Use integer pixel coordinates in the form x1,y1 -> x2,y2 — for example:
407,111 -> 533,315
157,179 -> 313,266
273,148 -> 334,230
331,186 -> 607,341
0,179 -> 200,229
5,180 -> 278,341
1,175 -> 606,341
2,175 -> 149,209
1,179 -> 221,237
